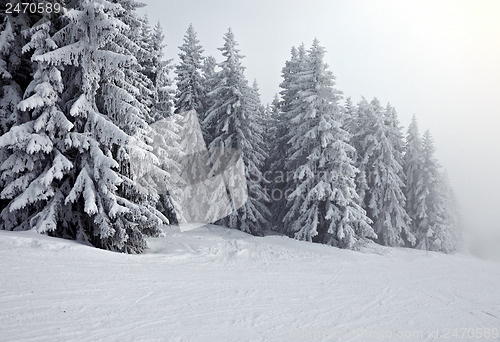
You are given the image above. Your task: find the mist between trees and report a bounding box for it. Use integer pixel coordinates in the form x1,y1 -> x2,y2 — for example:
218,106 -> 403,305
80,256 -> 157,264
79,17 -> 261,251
0,0 -> 462,254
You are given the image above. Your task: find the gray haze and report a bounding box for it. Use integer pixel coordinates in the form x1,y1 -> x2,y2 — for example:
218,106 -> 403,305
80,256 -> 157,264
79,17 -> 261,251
140,0 -> 500,256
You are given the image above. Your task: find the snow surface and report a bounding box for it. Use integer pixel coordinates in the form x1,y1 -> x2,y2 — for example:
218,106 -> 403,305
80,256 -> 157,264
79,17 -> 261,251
1,225 -> 499,342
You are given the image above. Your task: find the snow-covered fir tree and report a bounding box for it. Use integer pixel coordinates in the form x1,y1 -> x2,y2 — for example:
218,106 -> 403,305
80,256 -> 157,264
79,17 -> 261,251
403,115 -> 427,239
250,80 -> 268,152
263,94 -> 280,173
19,0 -> 165,252
437,171 -> 463,253
0,14 -> 35,206
201,55 -> 217,94
138,19 -> 174,121
282,40 -> 375,248
269,45 -> 307,230
350,98 -> 415,247
260,94 -> 280,228
0,18 -> 74,234
173,24 -> 210,219
0,17 -> 20,214
114,10 -> 155,125
150,22 -> 174,120
96,0 -> 177,231
203,28 -> 270,235
174,24 -> 206,115
131,17 -> 181,222
0,16 -> 23,136
247,80 -> 272,228
267,94 -> 280,136
341,97 -> 357,132
415,130 -> 460,253
200,55 -> 218,141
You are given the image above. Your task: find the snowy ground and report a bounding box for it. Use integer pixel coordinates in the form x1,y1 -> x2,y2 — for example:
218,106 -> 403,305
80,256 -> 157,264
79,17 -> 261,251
1,226 -> 499,342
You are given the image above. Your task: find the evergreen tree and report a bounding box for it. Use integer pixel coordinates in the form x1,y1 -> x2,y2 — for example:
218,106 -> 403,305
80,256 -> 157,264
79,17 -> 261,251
0,14 -> 34,208
200,55 -> 218,141
203,28 -> 270,235
150,22 -> 174,120
247,80 -> 271,230
97,0 -> 176,229
133,18 -> 181,222
139,20 -> 173,121
17,0 -> 164,252
282,40 -> 374,248
269,45 -> 307,230
0,18 -> 74,233
352,98 -> 415,247
346,98 -> 371,206
250,80 -> 268,150
417,130 -> 441,250
173,24 -> 209,220
263,94 -> 280,174
174,24 -> 206,115
0,17 -> 22,136
117,9 -> 157,125
342,97 -> 357,133
438,171 -> 463,252
403,115 -> 427,238
0,18 -> 19,214
416,130 -> 460,253
261,94 -> 280,228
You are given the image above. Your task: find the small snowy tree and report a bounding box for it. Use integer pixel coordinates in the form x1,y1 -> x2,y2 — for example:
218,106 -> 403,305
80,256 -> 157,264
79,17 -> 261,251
341,97 -> 357,133
263,94 -> 280,174
200,55 -> 218,141
150,22 -> 174,120
174,24 -> 206,115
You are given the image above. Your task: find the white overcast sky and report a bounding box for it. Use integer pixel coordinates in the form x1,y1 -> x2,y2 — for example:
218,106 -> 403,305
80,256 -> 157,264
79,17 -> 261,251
140,0 -> 500,240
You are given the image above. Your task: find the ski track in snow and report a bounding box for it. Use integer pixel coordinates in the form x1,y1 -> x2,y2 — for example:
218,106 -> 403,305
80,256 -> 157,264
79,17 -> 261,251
0,226 -> 499,342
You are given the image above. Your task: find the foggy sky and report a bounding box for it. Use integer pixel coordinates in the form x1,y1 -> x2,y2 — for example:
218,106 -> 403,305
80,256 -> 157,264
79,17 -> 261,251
140,0 -> 500,246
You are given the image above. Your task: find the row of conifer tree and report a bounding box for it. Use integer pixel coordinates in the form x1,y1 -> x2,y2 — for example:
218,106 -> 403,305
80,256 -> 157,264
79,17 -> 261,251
0,0 -> 461,253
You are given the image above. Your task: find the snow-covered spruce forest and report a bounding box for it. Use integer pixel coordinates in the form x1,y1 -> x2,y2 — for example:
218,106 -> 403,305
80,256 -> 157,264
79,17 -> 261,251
0,0 -> 461,254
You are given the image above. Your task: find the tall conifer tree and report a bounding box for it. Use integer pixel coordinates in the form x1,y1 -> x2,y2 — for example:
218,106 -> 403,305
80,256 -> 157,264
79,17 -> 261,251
282,40 -> 374,248
203,28 -> 270,235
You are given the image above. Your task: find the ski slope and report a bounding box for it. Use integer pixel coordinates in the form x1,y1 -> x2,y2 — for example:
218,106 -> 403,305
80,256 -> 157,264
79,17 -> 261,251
1,225 -> 499,342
